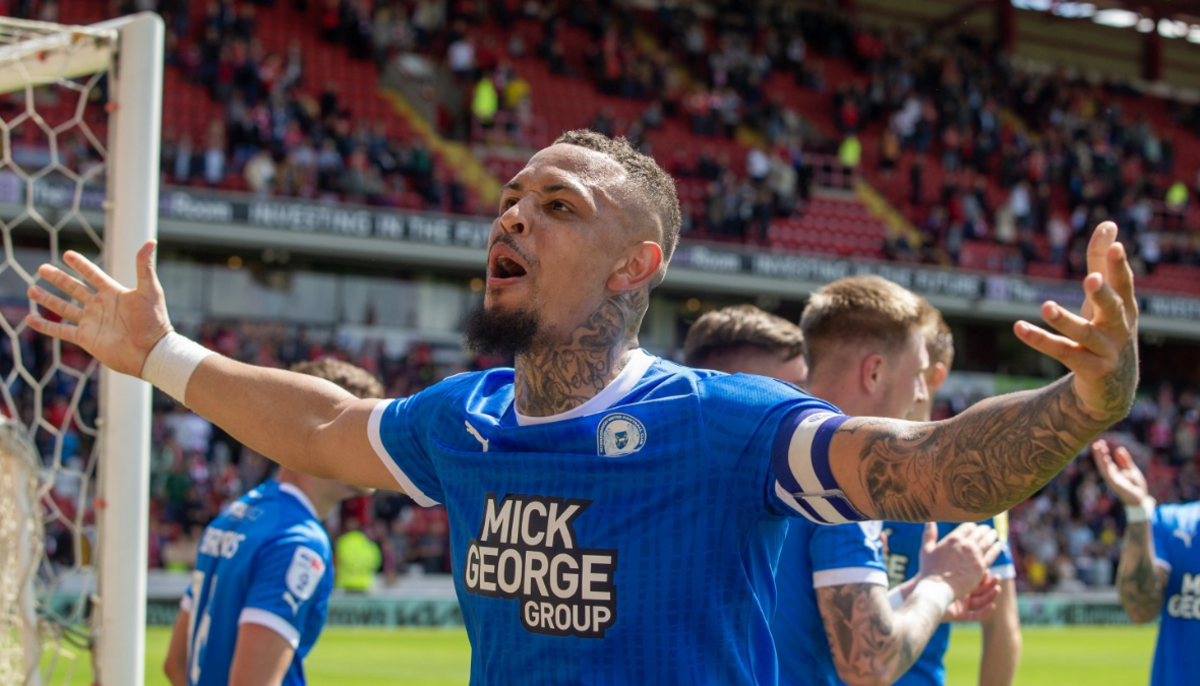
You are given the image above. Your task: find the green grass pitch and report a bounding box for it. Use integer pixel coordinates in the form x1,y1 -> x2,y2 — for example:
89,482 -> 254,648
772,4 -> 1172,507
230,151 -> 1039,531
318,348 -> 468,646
49,624 -> 1156,685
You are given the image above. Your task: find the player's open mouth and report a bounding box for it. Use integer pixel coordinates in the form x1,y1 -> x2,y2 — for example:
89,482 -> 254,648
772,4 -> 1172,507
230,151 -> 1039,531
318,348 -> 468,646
487,245 -> 529,286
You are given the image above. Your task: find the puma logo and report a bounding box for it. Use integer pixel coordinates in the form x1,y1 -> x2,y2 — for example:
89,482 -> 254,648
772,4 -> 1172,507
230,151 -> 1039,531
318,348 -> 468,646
1175,529 -> 1194,549
465,421 -> 489,452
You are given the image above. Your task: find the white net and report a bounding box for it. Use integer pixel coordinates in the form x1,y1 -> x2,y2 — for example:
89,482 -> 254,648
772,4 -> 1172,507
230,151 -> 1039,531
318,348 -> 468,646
0,16 -> 119,686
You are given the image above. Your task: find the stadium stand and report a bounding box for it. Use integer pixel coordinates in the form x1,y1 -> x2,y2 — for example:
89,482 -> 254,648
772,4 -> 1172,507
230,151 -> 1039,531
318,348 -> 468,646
41,0 -> 1200,295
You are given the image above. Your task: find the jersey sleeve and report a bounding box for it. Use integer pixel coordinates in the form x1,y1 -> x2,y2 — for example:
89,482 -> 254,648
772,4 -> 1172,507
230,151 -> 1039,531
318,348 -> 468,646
986,513 -> 1017,580
809,520 -> 888,588
766,405 -> 867,524
239,534 -> 332,650
1151,506 -> 1177,572
367,390 -> 443,507
180,581 -> 193,613
699,374 -> 867,524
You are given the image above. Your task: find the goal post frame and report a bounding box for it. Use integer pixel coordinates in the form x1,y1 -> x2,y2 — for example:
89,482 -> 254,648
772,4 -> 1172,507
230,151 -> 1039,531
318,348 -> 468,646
94,12 -> 163,686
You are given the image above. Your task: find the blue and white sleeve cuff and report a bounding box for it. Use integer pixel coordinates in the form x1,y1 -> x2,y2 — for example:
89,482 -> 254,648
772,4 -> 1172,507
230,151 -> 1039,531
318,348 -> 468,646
772,409 -> 867,525
812,567 -> 889,588
239,608 -> 301,650
367,399 -> 439,507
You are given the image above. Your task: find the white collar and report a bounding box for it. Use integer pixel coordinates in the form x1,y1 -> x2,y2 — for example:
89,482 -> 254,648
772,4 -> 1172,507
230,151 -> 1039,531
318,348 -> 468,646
278,481 -> 319,518
516,349 -> 656,426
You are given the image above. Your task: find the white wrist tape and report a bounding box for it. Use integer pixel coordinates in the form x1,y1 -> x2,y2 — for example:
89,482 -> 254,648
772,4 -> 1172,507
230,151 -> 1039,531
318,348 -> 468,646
912,578 -> 956,615
888,585 -> 905,611
141,332 -> 214,404
1124,497 -> 1157,523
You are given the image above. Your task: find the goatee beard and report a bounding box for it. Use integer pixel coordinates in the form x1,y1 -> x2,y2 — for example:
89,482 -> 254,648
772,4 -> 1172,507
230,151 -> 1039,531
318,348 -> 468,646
463,303 -> 543,358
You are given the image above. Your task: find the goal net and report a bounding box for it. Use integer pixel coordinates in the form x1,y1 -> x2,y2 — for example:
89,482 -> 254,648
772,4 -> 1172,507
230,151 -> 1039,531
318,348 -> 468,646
0,13 -> 163,686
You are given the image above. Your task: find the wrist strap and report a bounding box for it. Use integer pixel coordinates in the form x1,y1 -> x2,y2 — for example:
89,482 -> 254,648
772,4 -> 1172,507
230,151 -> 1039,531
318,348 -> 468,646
141,332 -> 214,404
911,578 -> 956,615
1125,497 -> 1157,523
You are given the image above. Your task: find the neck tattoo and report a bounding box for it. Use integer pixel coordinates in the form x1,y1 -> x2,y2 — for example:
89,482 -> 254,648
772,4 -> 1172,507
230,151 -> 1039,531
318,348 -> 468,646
514,289 -> 647,417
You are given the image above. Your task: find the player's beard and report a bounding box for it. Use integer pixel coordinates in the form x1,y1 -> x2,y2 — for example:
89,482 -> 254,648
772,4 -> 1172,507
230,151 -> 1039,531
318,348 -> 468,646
463,302 -> 543,358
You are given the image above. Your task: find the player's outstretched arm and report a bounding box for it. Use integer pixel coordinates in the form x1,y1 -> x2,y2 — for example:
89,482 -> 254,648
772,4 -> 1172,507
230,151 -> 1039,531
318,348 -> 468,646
25,242 -> 397,490
817,524 -> 1001,686
827,223 -> 1137,522
1093,440 -> 1168,623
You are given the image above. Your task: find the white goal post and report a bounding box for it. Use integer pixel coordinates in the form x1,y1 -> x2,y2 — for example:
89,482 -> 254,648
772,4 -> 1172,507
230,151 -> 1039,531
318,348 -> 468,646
0,12 -> 162,686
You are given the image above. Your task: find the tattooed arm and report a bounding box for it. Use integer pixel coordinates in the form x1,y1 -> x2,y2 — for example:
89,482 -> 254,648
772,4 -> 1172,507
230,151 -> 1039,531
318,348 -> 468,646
827,223 -> 1138,522
1117,520 -> 1169,624
817,524 -> 1001,686
818,583 -> 942,686
1093,439 -> 1168,623
1118,523 -> 1171,625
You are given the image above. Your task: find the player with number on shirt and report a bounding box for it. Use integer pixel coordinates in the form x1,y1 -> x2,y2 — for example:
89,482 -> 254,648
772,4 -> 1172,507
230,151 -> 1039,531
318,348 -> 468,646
162,359 -> 383,686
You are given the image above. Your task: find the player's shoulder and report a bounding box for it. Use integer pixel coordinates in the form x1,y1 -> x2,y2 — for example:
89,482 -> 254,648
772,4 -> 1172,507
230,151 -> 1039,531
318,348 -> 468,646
690,366 -> 828,411
402,368 -> 515,412
1157,501 -> 1200,529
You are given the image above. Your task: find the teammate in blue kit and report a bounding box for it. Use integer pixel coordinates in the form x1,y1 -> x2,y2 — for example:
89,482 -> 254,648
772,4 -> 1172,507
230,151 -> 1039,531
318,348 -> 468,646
881,307 -> 1021,686
28,130 -> 1139,685
162,359 -> 383,686
759,278 -> 1002,686
1094,439 -> 1200,686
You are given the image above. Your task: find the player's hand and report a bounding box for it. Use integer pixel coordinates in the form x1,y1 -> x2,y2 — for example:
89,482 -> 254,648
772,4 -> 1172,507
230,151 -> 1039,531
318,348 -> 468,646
1092,439 -> 1149,506
942,573 -> 1001,622
1013,221 -> 1138,423
25,241 -> 172,378
916,522 -> 1003,599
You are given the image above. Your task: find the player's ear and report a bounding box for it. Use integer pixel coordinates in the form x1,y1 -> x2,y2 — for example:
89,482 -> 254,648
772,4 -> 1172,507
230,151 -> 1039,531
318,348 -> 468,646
861,353 -> 884,395
929,362 -> 949,394
607,241 -> 663,292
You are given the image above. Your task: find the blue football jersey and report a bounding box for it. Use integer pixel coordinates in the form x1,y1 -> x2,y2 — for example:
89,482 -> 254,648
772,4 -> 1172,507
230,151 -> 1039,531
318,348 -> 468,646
877,515 -> 1016,686
368,351 -> 866,685
180,480 -> 332,686
1150,502 -> 1200,686
773,518 -> 888,686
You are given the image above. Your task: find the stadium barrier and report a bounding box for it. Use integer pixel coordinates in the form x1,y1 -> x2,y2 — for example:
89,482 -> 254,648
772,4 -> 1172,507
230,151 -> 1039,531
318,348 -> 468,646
44,573 -> 1139,628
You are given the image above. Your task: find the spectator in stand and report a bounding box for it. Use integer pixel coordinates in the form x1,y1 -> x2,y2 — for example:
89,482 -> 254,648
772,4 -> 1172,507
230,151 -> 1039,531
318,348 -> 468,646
335,516 -> 382,592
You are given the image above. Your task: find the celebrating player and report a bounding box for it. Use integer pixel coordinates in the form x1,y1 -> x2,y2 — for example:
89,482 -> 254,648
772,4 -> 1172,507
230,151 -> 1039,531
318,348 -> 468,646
766,278 -> 1004,686
162,359 -> 383,686
27,131 -> 1137,684
686,297 -> 1004,686
880,306 -> 1022,686
1093,439 -> 1199,686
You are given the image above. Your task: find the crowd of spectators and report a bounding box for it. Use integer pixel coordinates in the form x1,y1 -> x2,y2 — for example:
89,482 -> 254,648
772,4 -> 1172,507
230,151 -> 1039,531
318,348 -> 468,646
18,0 -> 1200,276
59,0 -> 475,214
826,16 -> 1200,278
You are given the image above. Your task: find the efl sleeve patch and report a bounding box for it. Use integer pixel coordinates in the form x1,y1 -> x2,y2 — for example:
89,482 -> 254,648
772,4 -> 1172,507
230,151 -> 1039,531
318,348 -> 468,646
285,546 -> 327,603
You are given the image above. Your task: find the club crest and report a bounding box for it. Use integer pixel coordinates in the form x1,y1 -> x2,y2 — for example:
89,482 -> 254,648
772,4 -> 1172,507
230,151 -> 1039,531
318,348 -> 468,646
597,413 -> 647,457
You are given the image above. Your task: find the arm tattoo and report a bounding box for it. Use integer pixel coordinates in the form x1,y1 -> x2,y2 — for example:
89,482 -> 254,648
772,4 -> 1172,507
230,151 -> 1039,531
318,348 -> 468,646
816,584 -> 942,685
852,375 -> 1115,521
514,289 -> 647,417
1117,521 -> 1167,623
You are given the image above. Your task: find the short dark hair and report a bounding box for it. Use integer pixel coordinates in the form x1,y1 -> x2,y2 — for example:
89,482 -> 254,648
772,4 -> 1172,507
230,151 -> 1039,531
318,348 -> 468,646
920,304 -> 954,369
553,129 -> 681,287
800,276 -> 924,372
684,304 -> 805,368
290,358 -> 384,399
